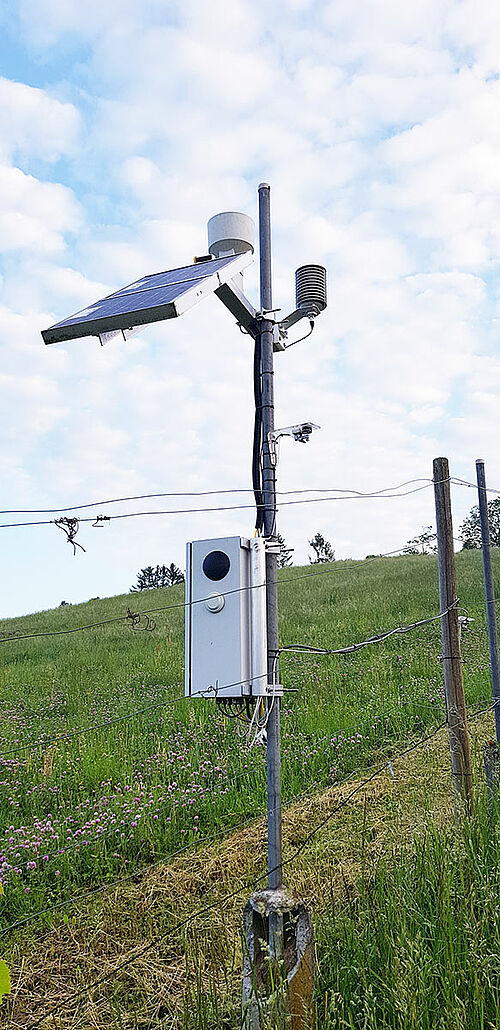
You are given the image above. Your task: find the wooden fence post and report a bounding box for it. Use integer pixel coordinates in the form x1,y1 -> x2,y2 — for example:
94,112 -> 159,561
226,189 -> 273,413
433,457 -> 472,806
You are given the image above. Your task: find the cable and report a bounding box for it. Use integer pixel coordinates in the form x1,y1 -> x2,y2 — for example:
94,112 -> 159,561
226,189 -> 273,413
278,601 -> 459,659
0,476 -> 441,516
0,481 -> 438,530
451,477 -> 500,496
282,318 -> 315,349
253,330 -> 265,533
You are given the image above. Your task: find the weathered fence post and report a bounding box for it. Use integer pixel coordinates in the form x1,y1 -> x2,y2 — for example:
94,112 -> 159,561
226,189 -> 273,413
433,457 -> 472,807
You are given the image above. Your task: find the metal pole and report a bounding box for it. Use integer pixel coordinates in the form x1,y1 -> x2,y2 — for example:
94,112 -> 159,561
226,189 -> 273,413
258,184 -> 283,906
433,457 -> 473,805
475,459 -> 500,743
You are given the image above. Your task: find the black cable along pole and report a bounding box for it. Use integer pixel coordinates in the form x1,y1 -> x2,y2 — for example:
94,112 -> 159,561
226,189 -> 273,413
258,184 -> 283,956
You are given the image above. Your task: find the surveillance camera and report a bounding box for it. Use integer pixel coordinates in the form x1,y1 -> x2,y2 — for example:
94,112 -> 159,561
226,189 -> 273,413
288,422 -> 319,443
268,422 -> 320,464
292,422 -> 316,443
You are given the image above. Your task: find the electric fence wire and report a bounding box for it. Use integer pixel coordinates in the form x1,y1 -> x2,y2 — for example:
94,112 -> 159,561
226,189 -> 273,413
0,543 -> 431,646
0,805 -> 266,939
0,480 -> 440,530
6,765 -> 266,871
0,677 -> 268,758
0,471 -> 439,516
19,714 -> 459,1030
0,688 -> 491,942
0,598 -> 454,757
4,755 -> 356,938
0,694 -> 446,876
0,731 -> 366,935
1,760 -> 360,942
458,596 -> 500,610
451,476 -> 500,496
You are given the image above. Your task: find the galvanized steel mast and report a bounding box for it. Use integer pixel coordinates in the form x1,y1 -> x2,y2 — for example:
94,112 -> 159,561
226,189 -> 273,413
258,185 -> 283,912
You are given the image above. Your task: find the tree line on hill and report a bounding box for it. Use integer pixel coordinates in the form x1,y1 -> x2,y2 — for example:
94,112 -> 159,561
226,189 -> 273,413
401,498 -> 500,555
129,498 -> 500,590
130,530 -> 336,589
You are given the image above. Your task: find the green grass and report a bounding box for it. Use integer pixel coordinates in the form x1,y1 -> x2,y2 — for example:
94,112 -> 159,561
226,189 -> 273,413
316,794 -> 500,1030
176,792 -> 500,1030
0,549 -> 498,936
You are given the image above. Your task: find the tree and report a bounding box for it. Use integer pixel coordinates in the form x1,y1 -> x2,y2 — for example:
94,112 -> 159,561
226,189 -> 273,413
308,532 -> 335,564
165,562 -> 185,585
276,532 -> 293,568
131,563 -> 185,591
459,498 -> 500,550
403,525 -> 437,555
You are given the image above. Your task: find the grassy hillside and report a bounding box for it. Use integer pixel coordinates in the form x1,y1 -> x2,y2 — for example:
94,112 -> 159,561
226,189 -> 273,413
4,715 -> 499,1028
1,549 -> 499,1026
0,548 -> 497,937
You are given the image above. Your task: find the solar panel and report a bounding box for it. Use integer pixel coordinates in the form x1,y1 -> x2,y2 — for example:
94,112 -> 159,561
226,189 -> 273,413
41,252 -> 253,345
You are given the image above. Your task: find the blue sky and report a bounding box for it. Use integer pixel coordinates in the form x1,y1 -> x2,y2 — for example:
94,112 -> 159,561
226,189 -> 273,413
1,0 -> 500,617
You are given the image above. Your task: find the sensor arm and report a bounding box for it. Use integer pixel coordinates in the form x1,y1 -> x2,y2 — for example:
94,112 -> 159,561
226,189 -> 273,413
278,307 -> 311,332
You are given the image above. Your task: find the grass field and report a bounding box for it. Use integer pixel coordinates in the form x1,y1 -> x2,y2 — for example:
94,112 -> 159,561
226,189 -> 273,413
1,549 -> 499,1027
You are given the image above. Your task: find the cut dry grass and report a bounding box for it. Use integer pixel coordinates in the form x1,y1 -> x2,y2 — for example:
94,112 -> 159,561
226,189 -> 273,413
3,713 -> 496,1029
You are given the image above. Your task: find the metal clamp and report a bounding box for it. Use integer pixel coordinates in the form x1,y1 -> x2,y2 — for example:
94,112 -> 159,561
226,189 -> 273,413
264,537 -> 282,555
267,683 -> 284,697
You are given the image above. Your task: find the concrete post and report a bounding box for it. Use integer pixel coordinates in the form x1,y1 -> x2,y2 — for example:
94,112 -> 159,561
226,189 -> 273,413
242,889 -> 314,1030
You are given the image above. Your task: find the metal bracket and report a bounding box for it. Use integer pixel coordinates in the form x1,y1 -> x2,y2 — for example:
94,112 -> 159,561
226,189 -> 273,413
264,537 -> 282,555
252,310 -> 286,351
267,683 -> 284,697
214,277 -> 258,336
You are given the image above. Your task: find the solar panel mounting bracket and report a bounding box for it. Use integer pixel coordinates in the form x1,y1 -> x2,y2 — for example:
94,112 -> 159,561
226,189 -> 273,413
214,276 -> 258,337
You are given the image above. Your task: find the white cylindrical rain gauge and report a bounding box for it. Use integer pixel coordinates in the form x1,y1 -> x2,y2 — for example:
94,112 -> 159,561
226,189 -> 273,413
207,212 -> 255,259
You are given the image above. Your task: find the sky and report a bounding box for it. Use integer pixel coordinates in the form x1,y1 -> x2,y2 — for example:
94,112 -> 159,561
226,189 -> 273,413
1,0 -> 499,618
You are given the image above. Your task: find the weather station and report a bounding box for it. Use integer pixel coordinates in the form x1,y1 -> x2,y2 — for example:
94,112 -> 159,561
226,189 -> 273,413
42,185 -> 327,1028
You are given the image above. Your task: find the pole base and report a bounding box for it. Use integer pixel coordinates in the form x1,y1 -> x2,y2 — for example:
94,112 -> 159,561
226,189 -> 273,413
242,889 -> 314,1030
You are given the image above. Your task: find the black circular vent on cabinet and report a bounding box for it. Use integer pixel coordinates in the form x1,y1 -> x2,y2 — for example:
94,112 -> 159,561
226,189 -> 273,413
203,550 -> 231,581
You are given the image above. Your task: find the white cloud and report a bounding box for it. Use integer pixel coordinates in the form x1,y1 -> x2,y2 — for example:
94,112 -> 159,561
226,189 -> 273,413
0,164 -> 82,256
1,1 -> 499,615
0,76 -> 79,162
